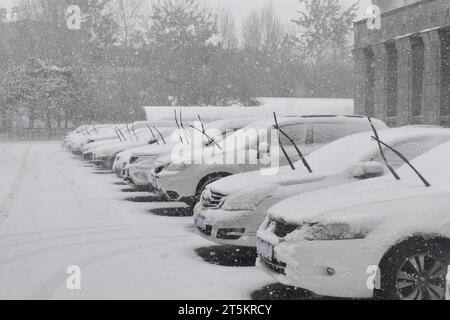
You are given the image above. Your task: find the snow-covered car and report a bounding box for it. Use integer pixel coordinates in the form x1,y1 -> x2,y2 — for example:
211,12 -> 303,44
256,140 -> 450,300
68,121 -> 175,156
92,127 -> 174,170
64,124 -> 120,154
117,118 -> 266,186
152,116 -> 387,207
194,126 -> 450,248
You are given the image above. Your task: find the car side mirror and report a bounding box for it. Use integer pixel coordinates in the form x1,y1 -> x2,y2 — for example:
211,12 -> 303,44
352,161 -> 385,180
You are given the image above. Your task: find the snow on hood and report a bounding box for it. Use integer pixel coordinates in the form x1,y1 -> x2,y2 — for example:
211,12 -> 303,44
268,140 -> 450,237
209,166 -> 320,195
94,141 -> 150,157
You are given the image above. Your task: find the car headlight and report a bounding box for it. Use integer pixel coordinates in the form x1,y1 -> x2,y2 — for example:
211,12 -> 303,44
302,223 -> 368,241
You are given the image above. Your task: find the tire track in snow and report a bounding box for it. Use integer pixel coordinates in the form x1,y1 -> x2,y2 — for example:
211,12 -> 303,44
29,238 -> 185,300
0,234 -> 186,267
0,222 -> 174,241
0,147 -> 30,229
0,224 -> 172,249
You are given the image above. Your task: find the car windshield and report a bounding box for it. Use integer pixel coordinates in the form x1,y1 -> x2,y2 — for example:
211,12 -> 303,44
306,131 -> 450,174
216,120 -> 277,150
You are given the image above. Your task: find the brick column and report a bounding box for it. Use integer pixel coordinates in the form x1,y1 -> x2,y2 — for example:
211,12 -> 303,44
353,48 -> 366,116
373,43 -> 387,122
396,37 -> 412,126
421,30 -> 441,125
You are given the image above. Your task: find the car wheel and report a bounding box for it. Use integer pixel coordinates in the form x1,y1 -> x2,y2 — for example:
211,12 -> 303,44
379,239 -> 449,300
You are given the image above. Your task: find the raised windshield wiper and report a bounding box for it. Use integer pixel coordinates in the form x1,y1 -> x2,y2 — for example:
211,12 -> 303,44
131,122 -> 139,142
117,127 -> 127,142
174,110 -> 184,144
153,126 -> 167,144
114,127 -> 123,141
368,117 -> 400,181
189,115 -> 222,150
179,110 -> 191,143
370,136 -> 431,187
273,112 -> 313,173
147,124 -> 159,145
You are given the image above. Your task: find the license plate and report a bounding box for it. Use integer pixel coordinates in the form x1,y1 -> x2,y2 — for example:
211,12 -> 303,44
257,238 -> 273,261
195,215 -> 207,230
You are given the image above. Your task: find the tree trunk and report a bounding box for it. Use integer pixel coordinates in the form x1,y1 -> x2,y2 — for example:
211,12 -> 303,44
64,110 -> 69,130
46,111 -> 52,140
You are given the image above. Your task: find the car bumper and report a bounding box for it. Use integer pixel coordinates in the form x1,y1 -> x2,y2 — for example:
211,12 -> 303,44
258,239 -> 383,299
83,152 -> 93,161
72,149 -> 83,156
93,157 -> 114,170
193,206 -> 258,247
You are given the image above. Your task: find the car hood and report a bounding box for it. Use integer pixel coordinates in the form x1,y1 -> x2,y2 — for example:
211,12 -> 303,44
94,142 -> 149,157
268,175 -> 450,227
209,165 -> 326,195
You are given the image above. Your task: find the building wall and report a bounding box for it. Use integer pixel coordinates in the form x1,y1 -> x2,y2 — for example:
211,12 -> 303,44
354,0 -> 450,127
373,0 -> 420,12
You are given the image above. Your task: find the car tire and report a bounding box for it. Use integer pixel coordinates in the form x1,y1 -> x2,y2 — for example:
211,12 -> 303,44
377,238 -> 450,300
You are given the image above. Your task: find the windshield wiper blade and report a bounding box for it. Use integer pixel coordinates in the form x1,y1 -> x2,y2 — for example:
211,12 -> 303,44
274,112 -> 313,173
368,117 -> 400,181
174,110 -> 184,144
131,122 -> 139,142
371,136 -> 431,187
179,110 -> 190,144
153,126 -> 167,144
273,113 -> 295,170
117,128 -> 127,142
189,122 -> 222,150
147,124 -> 159,145
114,127 -> 123,141
180,111 -> 190,138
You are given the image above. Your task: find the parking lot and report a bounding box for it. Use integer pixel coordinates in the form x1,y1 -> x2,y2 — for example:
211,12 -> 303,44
0,142 -> 285,300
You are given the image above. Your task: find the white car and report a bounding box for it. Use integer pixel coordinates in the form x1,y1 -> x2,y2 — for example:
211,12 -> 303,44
113,118 -> 264,181
257,140 -> 450,300
64,124 -> 120,154
153,116 -> 387,207
194,127 -> 450,248
92,127 -> 174,170
68,121 -> 175,157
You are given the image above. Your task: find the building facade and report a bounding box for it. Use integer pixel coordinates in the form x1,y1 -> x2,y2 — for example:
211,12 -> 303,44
354,0 -> 450,127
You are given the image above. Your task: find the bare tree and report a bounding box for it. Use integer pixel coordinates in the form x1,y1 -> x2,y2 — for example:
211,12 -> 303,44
242,3 -> 283,54
219,8 -> 238,50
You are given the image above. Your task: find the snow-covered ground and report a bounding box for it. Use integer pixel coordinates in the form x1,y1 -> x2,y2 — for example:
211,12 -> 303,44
0,142 -> 273,300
